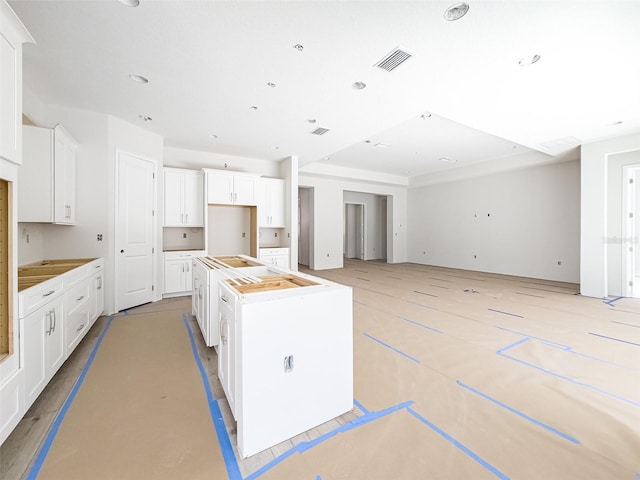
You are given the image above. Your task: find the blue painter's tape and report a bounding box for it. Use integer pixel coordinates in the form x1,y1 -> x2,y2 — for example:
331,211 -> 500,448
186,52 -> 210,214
406,407 -> 510,480
488,308 -> 523,318
497,337 -> 640,408
316,476 -> 322,480
604,296 -> 623,305
244,400 -> 414,480
407,300 -> 438,310
611,320 -> 640,329
456,381 -> 579,444
494,326 -> 633,370
634,472 -> 640,479
182,314 -> 242,480
363,332 -> 420,363
588,332 -> 640,347
353,398 -> 370,415
397,315 -> 443,334
27,316 -> 115,480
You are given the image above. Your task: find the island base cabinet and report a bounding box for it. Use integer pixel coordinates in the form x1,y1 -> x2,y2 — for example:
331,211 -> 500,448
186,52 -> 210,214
23,296 -> 65,407
231,285 -> 353,459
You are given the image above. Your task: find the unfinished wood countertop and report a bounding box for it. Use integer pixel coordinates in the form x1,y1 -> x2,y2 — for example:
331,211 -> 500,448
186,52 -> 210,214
18,258 -> 97,292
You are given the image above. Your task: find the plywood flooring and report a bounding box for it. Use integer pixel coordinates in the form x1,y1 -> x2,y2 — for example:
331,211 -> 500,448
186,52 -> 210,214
2,260 -> 639,479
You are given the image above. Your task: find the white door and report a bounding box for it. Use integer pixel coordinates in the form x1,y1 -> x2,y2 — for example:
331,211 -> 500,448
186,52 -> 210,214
116,152 -> 156,311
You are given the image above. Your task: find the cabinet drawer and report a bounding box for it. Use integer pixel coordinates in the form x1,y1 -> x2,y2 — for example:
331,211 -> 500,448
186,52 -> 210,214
88,258 -> 104,272
164,250 -> 205,261
65,280 -> 91,353
19,279 -> 64,318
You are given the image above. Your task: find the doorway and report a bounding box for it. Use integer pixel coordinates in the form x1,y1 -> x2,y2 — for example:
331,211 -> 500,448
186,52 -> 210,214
115,151 -> 156,311
298,187 -> 312,267
344,203 -> 365,260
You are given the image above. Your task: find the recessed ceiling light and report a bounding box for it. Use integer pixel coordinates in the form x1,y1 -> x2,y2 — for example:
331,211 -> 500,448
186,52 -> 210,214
443,2 -> 469,21
307,119 -> 317,124
250,106 -> 258,110
293,44 -> 304,52
374,142 -> 390,148
364,140 -> 371,144
208,134 -> 218,139
272,146 -> 279,150
440,157 -> 457,163
128,73 -> 148,84
353,81 -> 367,90
518,54 -> 541,66
267,82 -> 276,88
118,0 -> 140,6
421,113 -> 432,120
138,115 -> 152,122
608,120 -> 623,126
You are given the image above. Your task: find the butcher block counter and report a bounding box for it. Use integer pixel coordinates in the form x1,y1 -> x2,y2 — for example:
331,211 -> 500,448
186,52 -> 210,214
18,258 -> 98,292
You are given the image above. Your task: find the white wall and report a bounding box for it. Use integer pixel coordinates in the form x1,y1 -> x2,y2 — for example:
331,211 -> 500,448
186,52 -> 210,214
299,170 -> 407,270
408,159 -> 580,283
582,132 -> 640,297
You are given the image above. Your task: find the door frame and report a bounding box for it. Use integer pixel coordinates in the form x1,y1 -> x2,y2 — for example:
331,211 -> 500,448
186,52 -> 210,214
114,149 -> 159,312
344,202 -> 366,260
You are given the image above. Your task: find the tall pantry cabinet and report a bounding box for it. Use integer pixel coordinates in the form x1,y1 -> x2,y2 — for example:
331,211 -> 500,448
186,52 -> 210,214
0,0 -> 34,446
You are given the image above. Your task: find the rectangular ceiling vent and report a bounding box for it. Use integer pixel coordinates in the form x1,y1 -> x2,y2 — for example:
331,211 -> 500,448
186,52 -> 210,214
375,47 -> 413,72
311,127 -> 330,136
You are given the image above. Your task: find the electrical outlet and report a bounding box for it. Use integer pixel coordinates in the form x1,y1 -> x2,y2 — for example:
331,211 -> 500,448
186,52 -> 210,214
182,233 -> 187,238
557,260 -> 562,266
97,234 -> 103,241
242,232 -> 246,238
275,232 -> 278,237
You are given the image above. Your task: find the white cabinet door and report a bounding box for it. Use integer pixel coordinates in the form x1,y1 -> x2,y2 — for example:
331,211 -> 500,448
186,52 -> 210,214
92,270 -> 105,321
182,171 -> 204,225
257,178 -> 285,227
23,296 -> 65,406
164,169 -> 183,226
207,171 -> 234,204
164,169 -> 204,226
233,175 -> 256,206
19,124 -> 77,224
268,179 -> 285,227
164,259 -> 186,294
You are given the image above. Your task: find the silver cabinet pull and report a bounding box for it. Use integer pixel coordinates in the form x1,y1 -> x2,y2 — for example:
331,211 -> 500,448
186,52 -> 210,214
43,290 -> 55,297
220,294 -> 229,303
185,213 -> 189,223
76,323 -> 85,333
45,311 -> 52,335
76,295 -> 84,301
51,309 -> 56,332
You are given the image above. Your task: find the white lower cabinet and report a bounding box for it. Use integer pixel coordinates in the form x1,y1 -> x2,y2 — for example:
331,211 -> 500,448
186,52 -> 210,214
23,294 -> 65,407
16,257 -> 105,436
258,247 -> 289,268
163,251 -> 205,296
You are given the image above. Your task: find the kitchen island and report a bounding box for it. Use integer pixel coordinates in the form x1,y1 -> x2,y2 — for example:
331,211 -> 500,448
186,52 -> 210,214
193,255 -> 353,458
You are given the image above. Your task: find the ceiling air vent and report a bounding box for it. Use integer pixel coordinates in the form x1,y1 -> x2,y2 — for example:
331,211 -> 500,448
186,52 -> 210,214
375,47 -> 413,72
311,127 -> 330,136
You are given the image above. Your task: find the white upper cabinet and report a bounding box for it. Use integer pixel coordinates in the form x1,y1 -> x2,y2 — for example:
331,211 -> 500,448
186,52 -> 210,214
164,168 -> 204,226
19,125 -> 78,224
206,169 -> 259,206
0,0 -> 34,165
256,177 -> 286,228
